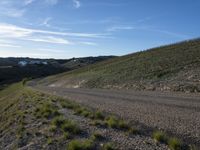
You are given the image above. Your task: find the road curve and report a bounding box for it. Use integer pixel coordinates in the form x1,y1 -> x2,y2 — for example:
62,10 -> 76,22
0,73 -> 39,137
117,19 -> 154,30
32,85 -> 200,147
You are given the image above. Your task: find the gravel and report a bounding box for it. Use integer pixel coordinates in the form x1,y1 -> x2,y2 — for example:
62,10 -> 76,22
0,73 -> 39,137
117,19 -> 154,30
33,86 -> 200,148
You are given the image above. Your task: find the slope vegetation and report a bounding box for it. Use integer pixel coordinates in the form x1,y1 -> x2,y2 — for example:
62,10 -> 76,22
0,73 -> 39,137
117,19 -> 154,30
40,38 -> 200,93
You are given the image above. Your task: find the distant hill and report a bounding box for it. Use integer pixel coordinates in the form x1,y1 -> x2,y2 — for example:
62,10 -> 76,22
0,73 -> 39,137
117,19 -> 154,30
0,56 -> 115,86
39,38 -> 200,93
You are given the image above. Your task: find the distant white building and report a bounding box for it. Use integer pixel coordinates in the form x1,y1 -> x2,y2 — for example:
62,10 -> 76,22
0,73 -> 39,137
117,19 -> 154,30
18,60 -> 48,66
42,61 -> 48,65
18,61 -> 27,67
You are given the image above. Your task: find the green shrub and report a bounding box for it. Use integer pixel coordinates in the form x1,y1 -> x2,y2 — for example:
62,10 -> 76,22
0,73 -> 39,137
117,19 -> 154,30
60,101 -> 76,109
61,120 -> 81,134
102,142 -> 115,150
36,103 -> 60,118
91,132 -> 104,141
90,120 -> 106,127
63,132 -> 70,139
94,111 -> 104,120
67,139 -> 94,150
47,137 -> 53,145
52,116 -> 66,127
49,125 -> 57,132
118,120 -> 129,129
105,116 -> 129,130
106,116 -> 119,128
168,138 -> 181,150
127,127 -> 138,135
153,131 -> 168,143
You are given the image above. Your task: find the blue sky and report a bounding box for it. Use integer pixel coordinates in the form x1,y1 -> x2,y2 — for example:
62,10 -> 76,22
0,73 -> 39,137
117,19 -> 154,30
0,0 -> 199,59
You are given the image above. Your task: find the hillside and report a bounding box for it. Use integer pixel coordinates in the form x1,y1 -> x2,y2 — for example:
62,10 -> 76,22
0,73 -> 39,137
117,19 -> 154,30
0,56 -> 114,86
39,38 -> 200,93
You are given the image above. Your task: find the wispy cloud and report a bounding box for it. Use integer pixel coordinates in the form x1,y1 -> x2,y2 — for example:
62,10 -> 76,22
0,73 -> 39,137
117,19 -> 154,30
0,43 -> 21,48
0,23 -> 108,39
73,0 -> 81,8
0,0 -> 26,18
27,36 -> 71,44
107,26 -> 134,32
79,42 -> 97,46
24,0 -> 35,5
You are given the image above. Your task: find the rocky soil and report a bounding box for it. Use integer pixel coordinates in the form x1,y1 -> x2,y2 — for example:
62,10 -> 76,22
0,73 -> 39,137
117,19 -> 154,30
33,85 -> 200,148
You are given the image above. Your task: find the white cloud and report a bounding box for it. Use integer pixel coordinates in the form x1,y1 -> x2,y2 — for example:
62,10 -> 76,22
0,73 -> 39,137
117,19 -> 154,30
0,23 -> 108,39
107,26 -> 134,32
0,7 -> 26,18
24,0 -> 35,5
79,42 -> 97,46
0,0 -> 26,18
73,0 -> 81,8
27,36 -> 71,44
0,43 -> 21,48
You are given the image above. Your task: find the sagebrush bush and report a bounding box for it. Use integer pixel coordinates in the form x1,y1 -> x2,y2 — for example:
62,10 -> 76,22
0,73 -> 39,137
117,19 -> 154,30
67,139 -> 94,150
168,138 -> 181,150
153,131 -> 168,143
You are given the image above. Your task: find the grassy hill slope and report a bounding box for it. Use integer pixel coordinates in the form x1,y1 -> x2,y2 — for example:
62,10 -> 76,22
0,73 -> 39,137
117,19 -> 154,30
40,38 -> 200,93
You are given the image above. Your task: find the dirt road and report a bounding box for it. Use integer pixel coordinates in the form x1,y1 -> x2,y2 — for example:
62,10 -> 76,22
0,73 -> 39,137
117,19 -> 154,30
32,85 -> 200,147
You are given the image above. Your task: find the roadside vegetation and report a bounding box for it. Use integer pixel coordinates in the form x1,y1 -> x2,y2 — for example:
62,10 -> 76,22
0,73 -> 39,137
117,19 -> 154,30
0,82 -> 196,150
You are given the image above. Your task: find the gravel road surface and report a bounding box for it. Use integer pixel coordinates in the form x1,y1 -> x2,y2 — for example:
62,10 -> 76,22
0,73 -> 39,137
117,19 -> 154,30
32,85 -> 200,147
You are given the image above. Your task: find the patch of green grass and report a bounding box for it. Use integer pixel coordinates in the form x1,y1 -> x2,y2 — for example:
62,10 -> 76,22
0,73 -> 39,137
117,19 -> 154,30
47,137 -> 53,145
102,142 -> 116,150
61,120 -> 81,134
67,139 -> 94,150
105,116 -> 129,130
36,103 -> 60,119
52,116 -> 66,127
94,111 -> 105,120
49,125 -> 57,132
153,131 -> 168,143
52,116 -> 81,135
91,132 -> 104,141
90,120 -> 106,127
168,137 -> 182,150
63,132 -> 70,139
60,100 -> 76,109
105,116 -> 119,128
127,127 -> 138,135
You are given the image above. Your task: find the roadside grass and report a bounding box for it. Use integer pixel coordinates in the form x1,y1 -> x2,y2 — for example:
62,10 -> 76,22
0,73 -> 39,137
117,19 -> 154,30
35,103 -> 60,119
105,116 -> 129,130
52,116 -> 81,135
0,82 -> 189,149
91,132 -> 104,141
59,97 -> 186,150
168,137 -> 182,150
153,131 -> 182,150
153,131 -> 168,143
67,139 -> 95,150
102,142 -> 116,150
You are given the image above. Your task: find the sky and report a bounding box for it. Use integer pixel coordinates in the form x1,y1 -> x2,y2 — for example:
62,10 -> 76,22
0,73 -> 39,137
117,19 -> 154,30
0,0 -> 200,59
